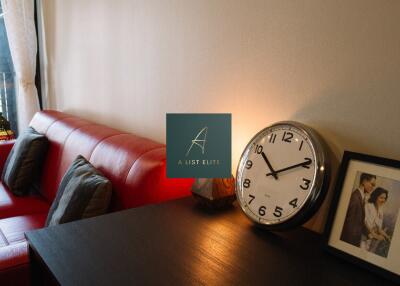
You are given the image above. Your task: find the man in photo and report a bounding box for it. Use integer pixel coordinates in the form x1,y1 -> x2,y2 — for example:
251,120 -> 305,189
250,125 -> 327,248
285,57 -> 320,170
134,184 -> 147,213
340,173 -> 376,247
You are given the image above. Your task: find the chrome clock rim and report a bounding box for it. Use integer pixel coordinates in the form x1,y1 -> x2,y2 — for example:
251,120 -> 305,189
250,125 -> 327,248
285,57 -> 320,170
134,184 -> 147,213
235,121 -> 330,230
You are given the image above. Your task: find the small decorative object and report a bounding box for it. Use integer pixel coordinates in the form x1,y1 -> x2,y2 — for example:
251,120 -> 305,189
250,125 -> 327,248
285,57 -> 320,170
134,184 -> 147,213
192,176 -> 236,208
0,112 -> 15,141
235,121 -> 330,230
325,151 -> 400,283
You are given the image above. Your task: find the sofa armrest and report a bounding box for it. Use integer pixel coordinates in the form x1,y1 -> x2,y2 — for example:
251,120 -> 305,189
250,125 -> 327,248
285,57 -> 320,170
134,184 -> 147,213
0,140 -> 15,175
119,147 -> 194,210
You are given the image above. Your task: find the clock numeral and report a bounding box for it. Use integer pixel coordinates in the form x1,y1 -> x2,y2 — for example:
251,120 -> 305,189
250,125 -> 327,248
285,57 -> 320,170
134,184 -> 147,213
300,178 -> 311,190
248,195 -> 255,205
289,198 -> 298,208
268,133 -> 277,143
282,131 -> 293,143
254,144 -> 263,154
258,206 -> 266,216
245,160 -> 253,169
273,206 -> 283,217
299,140 -> 304,151
243,179 -> 251,188
302,157 -> 312,169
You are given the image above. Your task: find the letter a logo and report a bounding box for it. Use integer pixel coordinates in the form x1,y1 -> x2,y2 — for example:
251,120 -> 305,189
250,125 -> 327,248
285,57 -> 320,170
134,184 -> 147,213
186,127 -> 208,156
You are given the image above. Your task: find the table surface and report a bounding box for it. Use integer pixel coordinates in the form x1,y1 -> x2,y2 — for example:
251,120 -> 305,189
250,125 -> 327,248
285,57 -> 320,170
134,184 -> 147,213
26,197 -> 397,286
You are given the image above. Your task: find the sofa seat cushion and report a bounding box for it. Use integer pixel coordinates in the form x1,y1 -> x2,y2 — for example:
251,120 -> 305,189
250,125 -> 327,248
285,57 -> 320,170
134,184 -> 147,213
0,242 -> 30,272
0,214 -> 46,247
0,214 -> 46,286
0,242 -> 31,286
0,182 -> 50,219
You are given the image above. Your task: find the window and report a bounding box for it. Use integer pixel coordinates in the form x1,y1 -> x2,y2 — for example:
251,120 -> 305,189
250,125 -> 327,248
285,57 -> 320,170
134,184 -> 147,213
0,2 -> 18,135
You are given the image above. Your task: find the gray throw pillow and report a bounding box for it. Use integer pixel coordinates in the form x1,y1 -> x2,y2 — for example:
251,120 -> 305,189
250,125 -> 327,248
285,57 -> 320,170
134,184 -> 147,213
46,155 -> 112,226
2,127 -> 49,196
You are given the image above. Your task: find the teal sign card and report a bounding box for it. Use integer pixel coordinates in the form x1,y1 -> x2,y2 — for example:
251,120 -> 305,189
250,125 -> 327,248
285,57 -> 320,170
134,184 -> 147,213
166,113 -> 231,178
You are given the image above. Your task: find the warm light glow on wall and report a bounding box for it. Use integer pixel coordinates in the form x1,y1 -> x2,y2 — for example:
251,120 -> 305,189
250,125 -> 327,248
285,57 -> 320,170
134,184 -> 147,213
207,76 -> 292,175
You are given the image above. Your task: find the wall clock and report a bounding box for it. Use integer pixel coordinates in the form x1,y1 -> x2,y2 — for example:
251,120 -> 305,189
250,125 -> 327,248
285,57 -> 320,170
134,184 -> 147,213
235,121 -> 330,230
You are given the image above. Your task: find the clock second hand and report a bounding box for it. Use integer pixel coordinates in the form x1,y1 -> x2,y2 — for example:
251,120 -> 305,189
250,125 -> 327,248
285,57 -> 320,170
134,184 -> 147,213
266,159 -> 312,177
261,151 -> 278,180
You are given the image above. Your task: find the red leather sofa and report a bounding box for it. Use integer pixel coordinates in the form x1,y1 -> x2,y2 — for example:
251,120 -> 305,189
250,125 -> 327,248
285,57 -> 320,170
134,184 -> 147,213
0,110 -> 194,285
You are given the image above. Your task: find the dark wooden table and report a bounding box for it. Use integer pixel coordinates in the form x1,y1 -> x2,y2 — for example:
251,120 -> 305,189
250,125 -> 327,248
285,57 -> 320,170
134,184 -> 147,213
26,197 -> 396,286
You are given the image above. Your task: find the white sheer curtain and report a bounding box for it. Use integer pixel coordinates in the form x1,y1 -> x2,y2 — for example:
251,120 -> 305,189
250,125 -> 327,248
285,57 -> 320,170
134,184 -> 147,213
1,0 -> 39,132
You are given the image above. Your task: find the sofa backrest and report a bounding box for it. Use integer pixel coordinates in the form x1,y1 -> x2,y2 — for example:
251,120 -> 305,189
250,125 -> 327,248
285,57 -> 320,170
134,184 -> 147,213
29,110 -> 193,211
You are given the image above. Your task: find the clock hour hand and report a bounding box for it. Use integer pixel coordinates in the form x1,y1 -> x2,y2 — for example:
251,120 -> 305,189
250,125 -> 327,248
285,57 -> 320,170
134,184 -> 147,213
261,151 -> 278,180
266,158 -> 312,177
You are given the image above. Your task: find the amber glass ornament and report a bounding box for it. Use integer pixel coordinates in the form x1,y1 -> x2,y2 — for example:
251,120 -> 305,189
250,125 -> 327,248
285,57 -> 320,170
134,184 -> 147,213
191,176 -> 236,208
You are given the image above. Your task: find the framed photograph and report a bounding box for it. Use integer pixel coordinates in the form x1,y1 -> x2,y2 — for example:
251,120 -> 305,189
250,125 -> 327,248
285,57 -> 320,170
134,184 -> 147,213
325,151 -> 400,283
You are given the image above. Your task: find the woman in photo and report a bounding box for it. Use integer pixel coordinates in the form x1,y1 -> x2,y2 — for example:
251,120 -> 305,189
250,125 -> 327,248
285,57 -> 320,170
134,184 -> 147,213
361,187 -> 391,256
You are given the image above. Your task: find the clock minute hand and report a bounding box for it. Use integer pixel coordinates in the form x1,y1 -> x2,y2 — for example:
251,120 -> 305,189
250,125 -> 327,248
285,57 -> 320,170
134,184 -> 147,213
266,159 -> 312,177
261,151 -> 278,180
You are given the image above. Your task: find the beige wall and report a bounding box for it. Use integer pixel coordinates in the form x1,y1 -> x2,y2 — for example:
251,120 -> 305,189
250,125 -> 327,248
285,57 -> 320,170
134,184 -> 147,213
42,0 -> 400,232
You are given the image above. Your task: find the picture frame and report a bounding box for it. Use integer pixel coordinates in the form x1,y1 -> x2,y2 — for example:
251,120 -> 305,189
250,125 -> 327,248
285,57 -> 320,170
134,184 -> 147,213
324,151 -> 400,283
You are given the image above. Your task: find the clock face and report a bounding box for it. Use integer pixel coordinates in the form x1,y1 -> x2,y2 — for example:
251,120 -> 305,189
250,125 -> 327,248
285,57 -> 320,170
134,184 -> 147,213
236,122 -> 328,228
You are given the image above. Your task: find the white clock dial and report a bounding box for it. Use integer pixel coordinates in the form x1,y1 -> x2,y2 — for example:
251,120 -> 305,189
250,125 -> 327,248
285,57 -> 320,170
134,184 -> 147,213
236,122 -> 329,229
